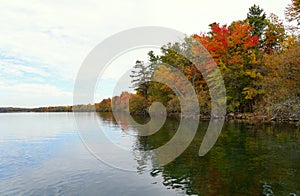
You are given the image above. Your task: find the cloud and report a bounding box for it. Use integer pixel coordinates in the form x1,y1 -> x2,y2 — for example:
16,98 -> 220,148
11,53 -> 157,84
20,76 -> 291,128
0,82 -> 72,107
0,59 -> 49,77
0,0 -> 291,107
0,83 -> 70,96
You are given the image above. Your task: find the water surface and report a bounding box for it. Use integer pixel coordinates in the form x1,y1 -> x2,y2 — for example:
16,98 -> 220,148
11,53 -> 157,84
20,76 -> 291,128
0,113 -> 299,195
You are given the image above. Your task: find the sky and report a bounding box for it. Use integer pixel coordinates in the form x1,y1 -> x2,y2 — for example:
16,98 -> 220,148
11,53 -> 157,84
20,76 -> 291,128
0,0 -> 291,107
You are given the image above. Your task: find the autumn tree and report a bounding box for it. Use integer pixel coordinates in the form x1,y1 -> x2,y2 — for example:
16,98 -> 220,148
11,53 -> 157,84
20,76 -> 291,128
195,21 -> 261,112
263,14 -> 286,54
112,91 -> 131,111
129,94 -> 149,114
147,43 -> 188,106
146,38 -> 210,112
261,38 -> 300,103
285,0 -> 300,25
95,98 -> 112,112
285,0 -> 300,33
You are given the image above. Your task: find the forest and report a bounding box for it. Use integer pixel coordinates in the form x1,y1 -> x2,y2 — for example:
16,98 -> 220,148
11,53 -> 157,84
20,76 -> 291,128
95,1 -> 300,122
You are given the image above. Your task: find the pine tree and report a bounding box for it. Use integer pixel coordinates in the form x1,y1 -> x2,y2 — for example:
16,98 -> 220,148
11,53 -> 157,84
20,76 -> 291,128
130,60 -> 153,99
247,4 -> 267,47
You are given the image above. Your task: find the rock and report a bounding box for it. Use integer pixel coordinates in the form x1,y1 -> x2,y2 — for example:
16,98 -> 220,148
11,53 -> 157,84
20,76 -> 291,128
227,112 -> 235,119
236,114 -> 243,119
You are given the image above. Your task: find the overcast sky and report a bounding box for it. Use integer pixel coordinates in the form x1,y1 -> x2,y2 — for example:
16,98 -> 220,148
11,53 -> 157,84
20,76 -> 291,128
0,0 -> 291,107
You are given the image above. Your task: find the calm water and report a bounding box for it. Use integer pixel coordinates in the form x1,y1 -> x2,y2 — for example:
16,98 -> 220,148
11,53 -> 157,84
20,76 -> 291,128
0,113 -> 299,195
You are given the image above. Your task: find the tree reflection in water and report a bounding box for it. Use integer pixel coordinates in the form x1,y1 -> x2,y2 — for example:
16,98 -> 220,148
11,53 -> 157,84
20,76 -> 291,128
97,112 -> 300,196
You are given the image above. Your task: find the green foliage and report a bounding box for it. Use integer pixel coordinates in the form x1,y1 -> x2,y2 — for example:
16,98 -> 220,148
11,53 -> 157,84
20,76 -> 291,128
166,97 -> 181,113
196,20 -> 262,112
247,4 -> 267,44
130,60 -> 153,99
129,94 -> 149,114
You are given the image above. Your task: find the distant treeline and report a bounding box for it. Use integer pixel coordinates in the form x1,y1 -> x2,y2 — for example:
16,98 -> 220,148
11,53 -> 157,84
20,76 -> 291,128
94,92 -> 148,114
0,105 -> 95,113
0,107 -> 32,113
0,95 -> 145,113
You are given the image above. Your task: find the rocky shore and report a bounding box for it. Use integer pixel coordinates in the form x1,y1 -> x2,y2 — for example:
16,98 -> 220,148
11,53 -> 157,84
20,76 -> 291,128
225,112 -> 299,124
172,112 -> 300,127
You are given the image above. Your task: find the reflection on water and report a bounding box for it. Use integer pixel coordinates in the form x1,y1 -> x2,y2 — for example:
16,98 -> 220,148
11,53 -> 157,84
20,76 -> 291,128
0,113 -> 175,196
0,112 -> 299,195
98,112 -> 300,195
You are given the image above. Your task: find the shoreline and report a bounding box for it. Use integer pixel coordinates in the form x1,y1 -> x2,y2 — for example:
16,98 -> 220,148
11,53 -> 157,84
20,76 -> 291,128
168,112 -> 300,126
1,109 -> 298,126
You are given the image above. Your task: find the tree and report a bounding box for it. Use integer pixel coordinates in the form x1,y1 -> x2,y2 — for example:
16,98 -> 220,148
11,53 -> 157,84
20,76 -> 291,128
195,21 -> 261,112
95,98 -> 111,112
130,60 -> 153,99
112,91 -> 131,111
261,38 -> 300,104
263,14 -> 286,54
285,0 -> 300,25
129,94 -> 149,114
247,4 -> 267,46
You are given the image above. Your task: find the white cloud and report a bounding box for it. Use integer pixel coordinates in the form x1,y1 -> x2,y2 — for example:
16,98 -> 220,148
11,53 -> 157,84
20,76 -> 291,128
0,83 -> 70,96
0,82 -> 72,107
0,0 -> 291,107
0,59 -> 49,77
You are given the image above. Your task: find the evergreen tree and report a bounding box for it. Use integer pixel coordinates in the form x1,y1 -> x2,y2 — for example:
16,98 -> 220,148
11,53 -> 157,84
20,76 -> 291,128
247,4 -> 267,47
130,60 -> 153,99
